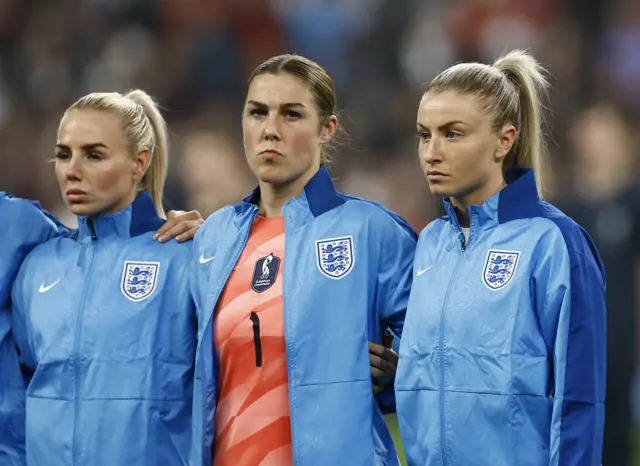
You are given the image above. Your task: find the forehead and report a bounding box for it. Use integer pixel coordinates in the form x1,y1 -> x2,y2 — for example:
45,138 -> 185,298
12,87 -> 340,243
246,73 -> 314,106
58,109 -> 123,144
417,91 -> 485,126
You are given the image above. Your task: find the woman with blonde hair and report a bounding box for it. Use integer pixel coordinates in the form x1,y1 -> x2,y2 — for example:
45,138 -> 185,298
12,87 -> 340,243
10,90 -> 199,465
395,50 -> 606,465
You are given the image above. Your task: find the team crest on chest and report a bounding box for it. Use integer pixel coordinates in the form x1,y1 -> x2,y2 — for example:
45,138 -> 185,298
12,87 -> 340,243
252,253 -> 281,293
482,249 -> 520,290
315,236 -> 355,280
121,260 -> 160,302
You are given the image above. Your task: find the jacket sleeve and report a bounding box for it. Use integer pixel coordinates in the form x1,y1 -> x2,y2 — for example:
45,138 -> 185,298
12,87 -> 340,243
370,210 -> 417,414
0,195 -> 66,465
536,227 -> 606,466
0,308 -> 27,466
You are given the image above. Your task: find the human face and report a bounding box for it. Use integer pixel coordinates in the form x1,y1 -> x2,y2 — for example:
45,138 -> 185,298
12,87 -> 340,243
55,109 -> 149,217
242,73 -> 336,188
416,91 -> 515,206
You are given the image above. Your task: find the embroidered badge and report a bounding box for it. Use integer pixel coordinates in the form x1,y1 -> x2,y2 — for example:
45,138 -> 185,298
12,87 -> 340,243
482,249 -> 521,290
252,253 -> 281,293
121,260 -> 160,302
315,236 -> 355,280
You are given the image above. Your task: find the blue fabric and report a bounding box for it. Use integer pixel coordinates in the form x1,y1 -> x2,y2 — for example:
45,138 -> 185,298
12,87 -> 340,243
190,167 -> 417,466
0,193 -> 68,466
11,192 -> 196,466
395,169 -> 606,466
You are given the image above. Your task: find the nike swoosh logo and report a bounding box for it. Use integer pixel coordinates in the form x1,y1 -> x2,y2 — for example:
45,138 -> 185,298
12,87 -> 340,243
416,265 -> 433,277
39,279 -> 60,294
199,254 -> 215,264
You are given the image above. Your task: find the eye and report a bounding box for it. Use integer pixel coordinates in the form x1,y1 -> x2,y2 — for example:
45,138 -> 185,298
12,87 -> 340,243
87,152 -> 102,160
284,110 -> 301,119
446,130 -> 461,139
55,151 -> 70,160
417,131 -> 431,142
249,107 -> 267,117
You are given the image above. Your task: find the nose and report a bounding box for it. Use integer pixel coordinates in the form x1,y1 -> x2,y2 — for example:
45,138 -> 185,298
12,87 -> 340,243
421,135 -> 443,165
65,153 -> 82,181
263,113 -> 281,142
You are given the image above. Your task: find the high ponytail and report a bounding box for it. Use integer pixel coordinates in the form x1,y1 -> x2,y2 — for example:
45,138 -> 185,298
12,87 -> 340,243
493,50 -> 549,195
66,90 -> 169,216
427,49 -> 550,196
124,90 -> 169,217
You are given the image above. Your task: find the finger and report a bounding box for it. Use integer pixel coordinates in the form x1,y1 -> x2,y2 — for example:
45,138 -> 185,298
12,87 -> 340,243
156,221 -> 198,243
368,341 -> 388,358
380,347 -> 399,364
370,354 -> 396,374
166,210 -> 185,219
369,353 -> 386,370
370,342 -> 399,364
370,367 -> 385,380
176,226 -> 200,243
383,330 -> 394,348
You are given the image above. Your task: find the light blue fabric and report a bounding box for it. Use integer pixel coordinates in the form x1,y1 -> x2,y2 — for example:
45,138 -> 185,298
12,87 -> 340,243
11,192 -> 196,466
396,169 -> 607,466
190,166 -> 417,466
0,193 -> 68,466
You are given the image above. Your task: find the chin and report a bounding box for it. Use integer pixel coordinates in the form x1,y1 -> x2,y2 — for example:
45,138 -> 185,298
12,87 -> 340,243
67,202 -> 97,217
256,164 -> 293,186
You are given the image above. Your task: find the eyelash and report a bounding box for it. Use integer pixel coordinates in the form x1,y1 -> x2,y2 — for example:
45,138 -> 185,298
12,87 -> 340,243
248,109 -> 302,119
55,152 -> 102,160
417,130 -> 461,141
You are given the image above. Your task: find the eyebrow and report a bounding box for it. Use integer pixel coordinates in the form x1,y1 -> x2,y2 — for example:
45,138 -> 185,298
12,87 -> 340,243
55,143 -> 109,151
246,100 -> 307,109
417,120 -> 468,130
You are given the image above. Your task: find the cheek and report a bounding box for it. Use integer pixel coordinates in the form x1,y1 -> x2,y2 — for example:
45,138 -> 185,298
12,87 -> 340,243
90,162 -> 134,196
289,129 -> 317,160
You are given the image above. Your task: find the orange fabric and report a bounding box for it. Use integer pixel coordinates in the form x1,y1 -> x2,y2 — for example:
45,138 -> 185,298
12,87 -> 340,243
213,216 -> 292,466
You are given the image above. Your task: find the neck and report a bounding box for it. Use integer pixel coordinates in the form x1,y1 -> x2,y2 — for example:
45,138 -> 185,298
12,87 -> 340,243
450,176 -> 506,228
258,167 -> 319,217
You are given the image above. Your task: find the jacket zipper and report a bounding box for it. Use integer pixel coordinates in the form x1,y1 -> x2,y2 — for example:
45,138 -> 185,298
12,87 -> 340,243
282,213 -> 298,464
72,218 -> 97,464
439,215 -> 473,465
202,213 -> 255,463
250,312 -> 262,367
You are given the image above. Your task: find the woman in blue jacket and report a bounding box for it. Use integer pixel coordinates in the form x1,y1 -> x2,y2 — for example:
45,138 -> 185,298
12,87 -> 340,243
395,50 -> 606,466
10,90 -> 200,466
0,195 -> 200,466
190,54 -> 417,466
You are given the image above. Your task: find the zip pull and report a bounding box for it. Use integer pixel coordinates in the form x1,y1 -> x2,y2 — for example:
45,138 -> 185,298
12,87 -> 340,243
87,218 -> 97,240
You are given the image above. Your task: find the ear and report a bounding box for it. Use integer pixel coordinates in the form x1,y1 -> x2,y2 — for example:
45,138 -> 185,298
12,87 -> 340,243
132,147 -> 151,182
495,124 -> 517,163
319,115 -> 339,144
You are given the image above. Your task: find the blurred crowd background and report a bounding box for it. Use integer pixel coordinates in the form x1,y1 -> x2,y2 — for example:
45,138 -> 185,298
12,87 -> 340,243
1,0 -> 638,464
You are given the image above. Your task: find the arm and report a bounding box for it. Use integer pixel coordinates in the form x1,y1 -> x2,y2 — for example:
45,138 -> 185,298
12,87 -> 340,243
538,232 -> 606,466
370,210 -> 417,413
0,308 -> 26,466
0,195 -> 65,465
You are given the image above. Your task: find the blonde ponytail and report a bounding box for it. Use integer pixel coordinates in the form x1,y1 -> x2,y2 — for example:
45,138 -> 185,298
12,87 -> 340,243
124,90 -> 168,217
493,50 -> 549,195
66,89 -> 169,217
427,49 -> 550,196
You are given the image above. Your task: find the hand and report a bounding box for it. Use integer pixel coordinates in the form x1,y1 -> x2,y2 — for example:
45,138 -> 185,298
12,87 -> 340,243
153,210 -> 204,243
369,335 -> 398,395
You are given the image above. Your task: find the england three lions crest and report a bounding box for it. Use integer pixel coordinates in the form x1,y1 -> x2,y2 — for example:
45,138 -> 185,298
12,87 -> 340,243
482,250 -> 521,290
316,236 -> 355,280
121,260 -> 160,302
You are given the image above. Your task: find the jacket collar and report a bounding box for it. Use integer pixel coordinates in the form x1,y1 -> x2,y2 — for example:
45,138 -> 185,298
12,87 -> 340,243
238,164 -> 346,219
77,191 -> 164,240
443,168 -> 542,230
